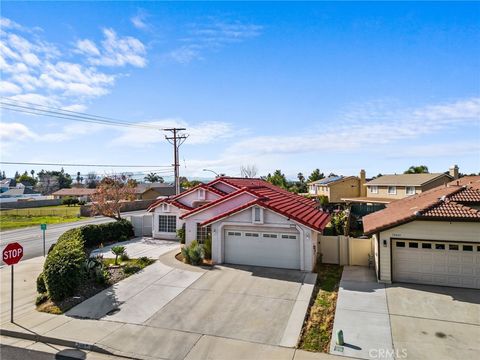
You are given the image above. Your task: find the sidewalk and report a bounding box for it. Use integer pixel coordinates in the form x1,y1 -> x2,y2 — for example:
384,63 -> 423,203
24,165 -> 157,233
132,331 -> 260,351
1,255 -> 343,360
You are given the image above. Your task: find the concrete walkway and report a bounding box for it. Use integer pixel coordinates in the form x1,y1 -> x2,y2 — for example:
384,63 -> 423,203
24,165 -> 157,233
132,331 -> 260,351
90,237 -> 179,259
0,249 -> 342,360
330,266 -> 393,359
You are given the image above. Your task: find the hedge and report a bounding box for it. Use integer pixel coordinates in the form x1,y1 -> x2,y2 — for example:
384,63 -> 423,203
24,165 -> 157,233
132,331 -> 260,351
41,219 -> 134,301
43,234 -> 86,301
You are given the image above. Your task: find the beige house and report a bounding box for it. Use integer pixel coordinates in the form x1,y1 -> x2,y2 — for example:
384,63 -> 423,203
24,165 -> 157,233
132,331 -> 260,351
363,176 -> 480,289
308,170 -> 367,203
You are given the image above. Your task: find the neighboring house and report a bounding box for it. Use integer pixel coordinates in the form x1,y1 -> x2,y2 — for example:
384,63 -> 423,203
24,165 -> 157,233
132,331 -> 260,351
134,183 -> 176,200
308,170 -> 367,203
51,188 -> 96,202
147,177 -> 330,271
363,176 -> 480,289
0,178 -> 16,193
0,187 -> 40,198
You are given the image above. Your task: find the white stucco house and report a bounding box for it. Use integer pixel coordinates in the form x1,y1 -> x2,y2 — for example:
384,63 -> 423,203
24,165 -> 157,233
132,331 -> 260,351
147,177 -> 330,271
363,176 -> 480,289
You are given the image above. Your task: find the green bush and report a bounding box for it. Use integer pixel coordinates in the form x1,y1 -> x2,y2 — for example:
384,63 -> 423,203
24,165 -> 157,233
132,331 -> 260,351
181,246 -> 190,264
75,220 -> 134,248
188,240 -> 203,266
177,226 -> 186,244
43,235 -> 86,301
36,272 -> 47,293
203,236 -> 212,260
35,293 -> 48,306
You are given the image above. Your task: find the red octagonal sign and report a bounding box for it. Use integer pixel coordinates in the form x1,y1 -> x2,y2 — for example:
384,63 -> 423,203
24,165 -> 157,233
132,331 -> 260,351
3,242 -> 24,265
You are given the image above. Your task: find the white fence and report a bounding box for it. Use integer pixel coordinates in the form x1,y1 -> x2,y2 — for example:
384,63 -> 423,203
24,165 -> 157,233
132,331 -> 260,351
319,235 -> 372,266
130,214 -> 153,237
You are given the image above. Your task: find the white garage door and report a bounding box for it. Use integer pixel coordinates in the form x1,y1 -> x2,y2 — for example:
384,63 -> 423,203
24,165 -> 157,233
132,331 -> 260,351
393,240 -> 480,289
224,230 -> 301,269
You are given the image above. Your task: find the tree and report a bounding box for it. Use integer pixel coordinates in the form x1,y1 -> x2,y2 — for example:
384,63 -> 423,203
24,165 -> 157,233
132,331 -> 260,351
86,172 -> 99,188
0,171 -> 5,180
266,170 -> 288,189
30,170 -> 35,178
308,169 -> 324,183
17,171 -> 37,186
296,172 -> 307,193
240,165 -> 258,178
404,165 -> 429,174
14,171 -> 19,180
144,172 -> 164,183
90,176 -> 136,220
76,171 -> 82,184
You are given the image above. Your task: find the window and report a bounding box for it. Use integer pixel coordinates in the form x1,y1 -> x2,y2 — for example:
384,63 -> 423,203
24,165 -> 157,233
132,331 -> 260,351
406,186 -> 415,195
245,232 -> 259,237
227,231 -> 241,236
449,244 -> 459,251
161,203 -> 170,212
198,188 -> 205,200
159,215 -> 176,233
196,224 -> 211,244
263,233 -> 278,238
370,186 -> 378,194
422,243 -> 432,249
435,244 -> 445,250
252,206 -> 263,223
409,242 -> 418,248
281,234 -> 297,239
388,186 -> 397,195
395,242 -> 405,247
463,245 -> 473,252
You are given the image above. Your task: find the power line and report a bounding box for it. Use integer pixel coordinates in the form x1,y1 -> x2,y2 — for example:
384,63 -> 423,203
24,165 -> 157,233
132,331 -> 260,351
0,98 -> 166,130
0,161 -> 173,168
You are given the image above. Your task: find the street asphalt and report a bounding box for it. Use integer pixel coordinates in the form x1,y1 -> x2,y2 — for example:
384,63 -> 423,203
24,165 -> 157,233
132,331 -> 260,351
0,210 -> 147,262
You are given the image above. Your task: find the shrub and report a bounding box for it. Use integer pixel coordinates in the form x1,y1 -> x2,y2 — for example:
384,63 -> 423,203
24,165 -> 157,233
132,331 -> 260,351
123,264 -> 141,276
76,220 -> 134,248
120,253 -> 130,261
35,293 -> 48,306
43,235 -> 86,301
203,236 -> 212,260
36,272 -> 47,293
181,246 -> 190,264
188,240 -> 203,266
177,227 -> 186,244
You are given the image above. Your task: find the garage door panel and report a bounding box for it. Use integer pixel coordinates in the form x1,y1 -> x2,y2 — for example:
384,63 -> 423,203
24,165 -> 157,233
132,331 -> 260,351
393,240 -> 480,290
224,230 -> 300,270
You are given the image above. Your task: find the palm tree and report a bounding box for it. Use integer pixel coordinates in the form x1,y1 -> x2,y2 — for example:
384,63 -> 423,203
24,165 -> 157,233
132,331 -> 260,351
111,246 -> 126,265
144,172 -> 161,183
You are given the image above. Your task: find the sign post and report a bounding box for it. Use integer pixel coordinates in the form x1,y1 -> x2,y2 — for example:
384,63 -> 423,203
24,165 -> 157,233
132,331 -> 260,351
40,223 -> 47,256
3,242 -> 24,323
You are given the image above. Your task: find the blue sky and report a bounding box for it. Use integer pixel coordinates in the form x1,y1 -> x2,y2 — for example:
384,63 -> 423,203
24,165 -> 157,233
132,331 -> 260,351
1,1 -> 479,181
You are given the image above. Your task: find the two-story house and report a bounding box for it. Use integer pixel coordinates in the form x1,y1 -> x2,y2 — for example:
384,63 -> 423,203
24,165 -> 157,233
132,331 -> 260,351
308,170 -> 367,203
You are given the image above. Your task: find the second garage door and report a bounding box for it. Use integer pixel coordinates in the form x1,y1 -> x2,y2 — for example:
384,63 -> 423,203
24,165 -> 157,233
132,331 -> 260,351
393,240 -> 480,289
224,230 -> 300,269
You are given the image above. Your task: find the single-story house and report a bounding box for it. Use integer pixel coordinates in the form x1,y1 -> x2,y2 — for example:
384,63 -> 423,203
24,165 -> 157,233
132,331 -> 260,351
134,183 -> 176,200
51,188 -> 97,202
147,177 -> 330,271
363,176 -> 480,289
0,187 -> 40,198
308,170 -> 367,203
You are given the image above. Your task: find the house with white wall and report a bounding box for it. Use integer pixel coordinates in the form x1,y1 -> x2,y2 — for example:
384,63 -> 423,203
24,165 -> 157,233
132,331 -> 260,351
147,177 -> 330,271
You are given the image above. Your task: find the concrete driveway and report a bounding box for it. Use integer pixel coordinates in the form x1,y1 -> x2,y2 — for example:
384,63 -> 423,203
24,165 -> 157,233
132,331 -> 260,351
387,284 -> 480,360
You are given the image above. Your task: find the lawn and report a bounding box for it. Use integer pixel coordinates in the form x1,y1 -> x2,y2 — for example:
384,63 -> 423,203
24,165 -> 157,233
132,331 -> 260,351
299,263 -> 343,352
0,205 -> 85,231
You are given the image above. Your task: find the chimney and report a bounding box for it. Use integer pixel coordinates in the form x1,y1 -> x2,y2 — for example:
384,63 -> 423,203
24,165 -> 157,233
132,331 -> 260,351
359,169 -> 367,197
449,165 -> 459,180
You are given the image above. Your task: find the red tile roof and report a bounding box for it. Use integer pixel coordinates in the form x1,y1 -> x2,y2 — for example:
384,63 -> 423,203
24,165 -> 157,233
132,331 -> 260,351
52,188 -> 96,196
147,198 -> 193,212
363,184 -> 480,234
448,176 -> 480,190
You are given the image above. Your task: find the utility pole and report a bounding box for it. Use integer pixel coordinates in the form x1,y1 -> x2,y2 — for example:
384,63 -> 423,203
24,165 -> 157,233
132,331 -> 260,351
165,128 -> 188,195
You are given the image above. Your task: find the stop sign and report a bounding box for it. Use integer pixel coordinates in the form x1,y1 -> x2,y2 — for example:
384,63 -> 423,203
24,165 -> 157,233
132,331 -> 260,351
3,243 -> 24,265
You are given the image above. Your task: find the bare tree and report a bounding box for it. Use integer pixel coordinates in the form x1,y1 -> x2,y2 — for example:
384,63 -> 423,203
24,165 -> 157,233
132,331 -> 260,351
240,165 -> 258,178
91,176 -> 136,220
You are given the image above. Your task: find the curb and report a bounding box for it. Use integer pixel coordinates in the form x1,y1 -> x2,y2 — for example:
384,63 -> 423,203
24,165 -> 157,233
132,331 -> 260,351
0,328 -> 139,360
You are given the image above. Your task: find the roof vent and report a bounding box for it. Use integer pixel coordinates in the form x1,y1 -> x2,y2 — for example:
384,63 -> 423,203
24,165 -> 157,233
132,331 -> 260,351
439,195 -> 447,202
413,211 -> 421,216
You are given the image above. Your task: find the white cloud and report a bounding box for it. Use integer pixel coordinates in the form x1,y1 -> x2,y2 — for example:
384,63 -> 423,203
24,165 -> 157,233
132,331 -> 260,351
166,19 -> 262,64
0,17 -> 146,112
0,122 -> 35,141
76,28 -> 147,68
110,119 -> 239,148
131,10 -> 150,30
0,81 -> 22,95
